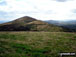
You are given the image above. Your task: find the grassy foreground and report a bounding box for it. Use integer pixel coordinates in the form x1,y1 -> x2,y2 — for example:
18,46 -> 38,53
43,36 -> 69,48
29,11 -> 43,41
0,32 -> 76,57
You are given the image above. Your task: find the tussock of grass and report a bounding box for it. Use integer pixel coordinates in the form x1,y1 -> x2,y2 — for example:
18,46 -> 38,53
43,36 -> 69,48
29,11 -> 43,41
0,32 -> 76,57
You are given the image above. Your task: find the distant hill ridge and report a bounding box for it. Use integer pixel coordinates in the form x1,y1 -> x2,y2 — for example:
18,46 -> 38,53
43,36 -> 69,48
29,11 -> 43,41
45,20 -> 76,32
0,16 -> 67,31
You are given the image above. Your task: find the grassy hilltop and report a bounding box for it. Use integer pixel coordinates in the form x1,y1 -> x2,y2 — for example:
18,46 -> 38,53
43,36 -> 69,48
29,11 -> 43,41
0,32 -> 76,57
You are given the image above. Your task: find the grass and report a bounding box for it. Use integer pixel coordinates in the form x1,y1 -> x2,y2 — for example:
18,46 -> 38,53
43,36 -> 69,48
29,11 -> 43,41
0,32 -> 76,57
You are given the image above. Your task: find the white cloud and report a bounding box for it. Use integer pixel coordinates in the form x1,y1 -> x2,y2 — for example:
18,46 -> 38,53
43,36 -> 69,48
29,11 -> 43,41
54,0 -> 74,2
0,0 -> 76,21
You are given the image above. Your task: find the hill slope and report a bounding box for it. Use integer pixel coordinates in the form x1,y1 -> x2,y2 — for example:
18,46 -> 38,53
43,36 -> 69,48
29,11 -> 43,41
0,16 -> 66,31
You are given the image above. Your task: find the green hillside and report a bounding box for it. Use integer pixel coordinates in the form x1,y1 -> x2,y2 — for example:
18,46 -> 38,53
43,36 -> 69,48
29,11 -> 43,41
0,16 -> 66,31
0,32 -> 76,57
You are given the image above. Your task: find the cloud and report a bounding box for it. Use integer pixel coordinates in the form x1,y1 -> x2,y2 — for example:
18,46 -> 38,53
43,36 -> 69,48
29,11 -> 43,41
56,0 -> 68,2
0,0 -> 76,21
0,11 -> 16,21
72,9 -> 76,13
0,0 -> 7,6
54,0 -> 74,2
67,9 -> 76,20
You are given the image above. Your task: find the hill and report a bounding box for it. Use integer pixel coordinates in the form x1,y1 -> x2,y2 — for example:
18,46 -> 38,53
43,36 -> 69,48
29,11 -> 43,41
45,20 -> 76,32
60,20 -> 76,32
0,16 -> 66,31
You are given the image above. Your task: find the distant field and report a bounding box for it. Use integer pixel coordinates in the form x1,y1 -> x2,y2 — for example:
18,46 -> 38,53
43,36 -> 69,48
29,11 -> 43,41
0,32 -> 76,57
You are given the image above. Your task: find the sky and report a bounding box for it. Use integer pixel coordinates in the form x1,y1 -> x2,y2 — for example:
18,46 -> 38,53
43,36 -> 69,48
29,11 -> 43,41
0,0 -> 76,21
